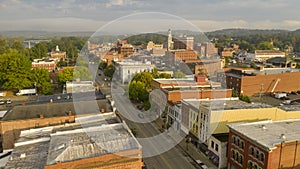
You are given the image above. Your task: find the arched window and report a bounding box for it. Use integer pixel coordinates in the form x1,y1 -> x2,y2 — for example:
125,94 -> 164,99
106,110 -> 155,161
250,146 -> 255,156
248,161 -> 253,169
260,153 -> 265,162
239,155 -> 243,164
231,150 -> 235,159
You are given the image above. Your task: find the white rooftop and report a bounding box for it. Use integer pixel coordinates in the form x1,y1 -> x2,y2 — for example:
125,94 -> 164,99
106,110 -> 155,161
228,119 -> 300,150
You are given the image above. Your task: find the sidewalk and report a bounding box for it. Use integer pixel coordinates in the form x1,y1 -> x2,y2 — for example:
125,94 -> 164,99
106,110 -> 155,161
153,118 -> 217,169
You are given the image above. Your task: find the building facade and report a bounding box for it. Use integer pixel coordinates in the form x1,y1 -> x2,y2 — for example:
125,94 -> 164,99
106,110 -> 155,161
218,68 -> 300,96
115,61 -> 155,84
227,120 -> 300,169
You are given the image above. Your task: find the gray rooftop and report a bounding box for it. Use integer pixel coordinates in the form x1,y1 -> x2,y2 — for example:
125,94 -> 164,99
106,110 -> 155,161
184,98 -> 272,111
5,113 -> 140,168
2,99 -> 112,121
227,119 -> 300,150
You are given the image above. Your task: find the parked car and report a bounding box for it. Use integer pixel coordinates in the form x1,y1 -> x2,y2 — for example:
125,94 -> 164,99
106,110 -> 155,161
6,99 -> 11,104
196,160 -> 208,169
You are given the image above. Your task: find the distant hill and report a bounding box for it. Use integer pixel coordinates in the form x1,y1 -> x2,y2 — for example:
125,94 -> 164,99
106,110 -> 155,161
207,28 -> 289,36
0,31 -> 94,39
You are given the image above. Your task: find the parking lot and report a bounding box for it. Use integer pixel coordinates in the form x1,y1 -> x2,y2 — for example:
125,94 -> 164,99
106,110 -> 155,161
251,93 -> 300,106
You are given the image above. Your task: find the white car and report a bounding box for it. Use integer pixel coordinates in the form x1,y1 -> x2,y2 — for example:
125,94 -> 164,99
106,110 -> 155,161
196,160 -> 208,169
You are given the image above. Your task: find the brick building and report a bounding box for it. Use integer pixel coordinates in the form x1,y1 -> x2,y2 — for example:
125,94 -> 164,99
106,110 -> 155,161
6,113 -> 144,169
0,99 -> 112,150
184,58 -> 225,76
31,59 -> 56,71
217,68 -> 300,96
181,99 -> 300,150
227,119 -> 300,169
50,45 -> 66,60
165,50 -> 198,65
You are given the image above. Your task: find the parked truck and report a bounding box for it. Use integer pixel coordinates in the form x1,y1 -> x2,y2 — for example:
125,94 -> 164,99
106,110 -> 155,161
16,89 -> 36,96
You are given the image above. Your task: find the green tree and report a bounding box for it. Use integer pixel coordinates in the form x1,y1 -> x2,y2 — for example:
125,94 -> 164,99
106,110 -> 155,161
173,71 -> 186,78
0,49 -> 32,90
159,73 -> 171,79
257,41 -> 274,50
99,61 -> 107,70
30,42 -> 48,59
132,72 -> 153,89
73,67 -> 92,81
151,67 -> 160,78
250,62 -> 257,68
58,68 -> 74,85
240,94 -> 251,103
30,68 -> 53,95
0,38 -> 9,54
104,65 -> 115,78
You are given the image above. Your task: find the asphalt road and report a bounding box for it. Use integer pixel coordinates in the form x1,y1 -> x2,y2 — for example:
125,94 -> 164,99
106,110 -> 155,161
111,86 -> 202,169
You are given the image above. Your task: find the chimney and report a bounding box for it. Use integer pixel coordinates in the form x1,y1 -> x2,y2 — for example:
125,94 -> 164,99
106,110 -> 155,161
68,111 -> 72,116
101,108 -> 105,113
194,75 -> 206,82
39,114 -> 44,119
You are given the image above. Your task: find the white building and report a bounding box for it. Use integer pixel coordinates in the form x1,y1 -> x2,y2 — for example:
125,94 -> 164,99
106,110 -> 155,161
207,133 -> 228,169
254,50 -> 285,62
167,102 -> 182,131
115,61 -> 155,84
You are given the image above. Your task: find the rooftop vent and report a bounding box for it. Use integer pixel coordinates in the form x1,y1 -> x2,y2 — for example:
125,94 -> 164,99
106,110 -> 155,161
261,125 -> 267,130
280,134 -> 286,139
20,153 -> 26,158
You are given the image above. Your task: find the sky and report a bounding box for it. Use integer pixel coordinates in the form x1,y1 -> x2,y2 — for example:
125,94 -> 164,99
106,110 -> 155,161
1,0 -> 300,32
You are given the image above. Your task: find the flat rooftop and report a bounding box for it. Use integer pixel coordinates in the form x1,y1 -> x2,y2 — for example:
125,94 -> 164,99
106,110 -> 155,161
212,133 -> 229,142
227,68 -> 300,77
5,113 -> 140,168
183,98 -> 272,111
2,99 -> 112,121
227,119 -> 300,150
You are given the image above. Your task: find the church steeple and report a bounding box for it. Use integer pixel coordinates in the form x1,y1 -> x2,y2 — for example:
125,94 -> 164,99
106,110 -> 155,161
167,29 -> 173,51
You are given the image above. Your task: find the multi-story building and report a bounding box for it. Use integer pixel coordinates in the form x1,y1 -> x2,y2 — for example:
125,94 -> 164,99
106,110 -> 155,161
0,100 -> 112,150
50,45 -> 66,60
184,58 -> 225,76
227,119 -> 300,169
173,36 -> 194,50
254,50 -> 285,62
165,50 -> 198,65
196,43 -> 218,58
207,133 -> 229,169
115,61 -> 155,84
217,67 -> 300,96
31,59 -> 56,71
181,98 -> 300,149
5,113 -> 144,169
147,41 -> 163,51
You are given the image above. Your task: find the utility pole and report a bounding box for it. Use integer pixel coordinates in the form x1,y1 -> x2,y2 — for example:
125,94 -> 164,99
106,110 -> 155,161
259,83 -> 264,101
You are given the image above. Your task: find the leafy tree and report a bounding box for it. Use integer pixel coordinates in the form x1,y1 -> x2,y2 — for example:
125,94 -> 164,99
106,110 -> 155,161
132,72 -> 153,89
257,41 -> 274,50
129,80 -> 147,101
30,42 -> 48,59
0,38 -> 9,54
58,68 -> 74,85
159,73 -> 171,79
151,67 -> 160,78
99,61 -> 107,70
30,68 -> 53,95
250,62 -> 257,68
73,67 -> 92,81
104,65 -> 115,78
173,71 -> 186,78
240,94 -> 251,103
0,49 -> 32,90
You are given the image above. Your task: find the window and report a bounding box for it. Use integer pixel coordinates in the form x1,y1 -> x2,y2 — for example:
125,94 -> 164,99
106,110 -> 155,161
239,155 -> 243,164
241,141 -> 245,149
248,161 -> 253,169
254,164 -> 258,169
260,153 -> 265,162
231,150 -> 235,159
237,139 -> 240,147
211,141 -> 215,149
215,144 -> 219,152
233,136 -> 236,145
250,147 -> 255,156
256,150 -> 259,159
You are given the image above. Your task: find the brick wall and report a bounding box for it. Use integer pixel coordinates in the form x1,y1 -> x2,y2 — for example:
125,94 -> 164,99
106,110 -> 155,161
0,116 -> 75,149
45,149 -> 143,169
